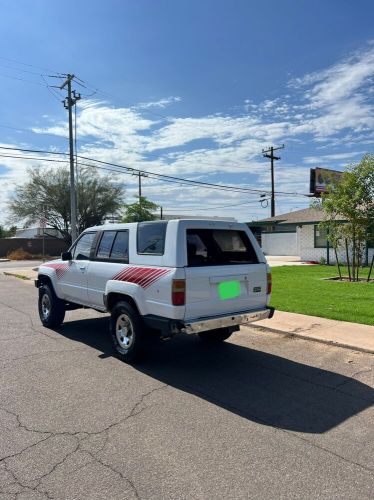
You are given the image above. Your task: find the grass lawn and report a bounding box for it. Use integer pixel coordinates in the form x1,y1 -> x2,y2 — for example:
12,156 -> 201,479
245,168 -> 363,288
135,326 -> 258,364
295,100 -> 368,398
270,265 -> 374,326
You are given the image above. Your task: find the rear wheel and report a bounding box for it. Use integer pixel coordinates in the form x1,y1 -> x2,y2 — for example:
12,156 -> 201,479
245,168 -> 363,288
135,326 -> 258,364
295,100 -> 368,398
38,284 -> 65,327
198,327 -> 234,343
110,301 -> 145,363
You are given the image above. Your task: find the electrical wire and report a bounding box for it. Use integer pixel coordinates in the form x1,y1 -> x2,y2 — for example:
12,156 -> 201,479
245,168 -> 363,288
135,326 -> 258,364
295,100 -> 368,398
162,198 -> 271,211
0,56 -> 66,76
0,63 -> 49,76
0,145 -> 310,197
0,73 -> 45,86
41,74 -> 64,103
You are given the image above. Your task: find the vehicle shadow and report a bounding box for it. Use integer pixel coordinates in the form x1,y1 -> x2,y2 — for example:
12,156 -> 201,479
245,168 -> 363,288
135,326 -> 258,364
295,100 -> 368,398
55,316 -> 374,434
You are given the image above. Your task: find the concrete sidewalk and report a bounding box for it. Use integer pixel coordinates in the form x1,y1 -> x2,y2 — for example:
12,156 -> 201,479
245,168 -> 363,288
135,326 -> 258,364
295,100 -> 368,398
266,256 -> 316,267
245,310 -> 374,355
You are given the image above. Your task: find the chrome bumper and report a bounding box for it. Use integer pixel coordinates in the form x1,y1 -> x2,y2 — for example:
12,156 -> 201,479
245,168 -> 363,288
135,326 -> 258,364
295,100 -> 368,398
182,307 -> 274,334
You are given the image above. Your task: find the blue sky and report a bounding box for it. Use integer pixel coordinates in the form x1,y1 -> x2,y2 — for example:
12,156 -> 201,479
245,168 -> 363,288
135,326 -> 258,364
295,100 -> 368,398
0,0 -> 374,223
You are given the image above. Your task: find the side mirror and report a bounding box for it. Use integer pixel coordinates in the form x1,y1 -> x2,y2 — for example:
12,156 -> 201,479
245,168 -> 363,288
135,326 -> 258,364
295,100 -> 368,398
61,251 -> 72,261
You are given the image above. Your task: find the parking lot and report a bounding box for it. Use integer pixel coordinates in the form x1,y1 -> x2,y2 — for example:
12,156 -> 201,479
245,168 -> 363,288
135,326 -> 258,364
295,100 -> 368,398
0,272 -> 373,499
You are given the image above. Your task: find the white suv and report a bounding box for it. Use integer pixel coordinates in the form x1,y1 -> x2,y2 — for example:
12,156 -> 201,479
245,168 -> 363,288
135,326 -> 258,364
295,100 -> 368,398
36,219 -> 273,361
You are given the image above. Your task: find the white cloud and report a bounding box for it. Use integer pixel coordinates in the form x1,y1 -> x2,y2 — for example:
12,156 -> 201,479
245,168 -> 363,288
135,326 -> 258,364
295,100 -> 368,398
303,152 -> 363,164
136,96 -> 181,109
1,44 -> 374,224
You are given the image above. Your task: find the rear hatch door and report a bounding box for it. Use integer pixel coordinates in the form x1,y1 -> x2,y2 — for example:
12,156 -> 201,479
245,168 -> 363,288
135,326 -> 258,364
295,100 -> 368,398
184,227 -> 267,320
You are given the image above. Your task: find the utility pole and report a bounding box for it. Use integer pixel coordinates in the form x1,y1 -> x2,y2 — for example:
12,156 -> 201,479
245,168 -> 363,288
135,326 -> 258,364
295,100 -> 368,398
262,144 -> 285,217
60,74 -> 81,243
136,171 -> 148,202
138,171 -> 142,199
160,206 -> 163,220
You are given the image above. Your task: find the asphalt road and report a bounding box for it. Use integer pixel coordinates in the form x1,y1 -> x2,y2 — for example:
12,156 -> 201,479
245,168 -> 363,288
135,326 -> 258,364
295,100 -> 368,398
0,273 -> 373,499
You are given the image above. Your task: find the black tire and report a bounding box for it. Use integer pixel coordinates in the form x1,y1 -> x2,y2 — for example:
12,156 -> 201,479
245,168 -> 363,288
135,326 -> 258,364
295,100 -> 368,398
198,327 -> 234,343
110,301 -> 145,363
38,284 -> 65,327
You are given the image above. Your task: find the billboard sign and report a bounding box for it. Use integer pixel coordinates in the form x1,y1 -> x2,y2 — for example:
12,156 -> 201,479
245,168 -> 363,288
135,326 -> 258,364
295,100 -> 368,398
310,167 -> 343,197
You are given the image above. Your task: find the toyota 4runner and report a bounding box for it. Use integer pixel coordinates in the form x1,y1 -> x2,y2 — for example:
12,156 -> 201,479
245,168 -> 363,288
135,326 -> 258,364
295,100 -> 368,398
36,219 -> 274,361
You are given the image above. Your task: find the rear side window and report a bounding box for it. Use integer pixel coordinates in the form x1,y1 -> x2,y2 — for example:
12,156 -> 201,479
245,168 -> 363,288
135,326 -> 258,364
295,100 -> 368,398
96,231 -> 116,259
137,221 -> 167,255
111,231 -> 129,261
72,232 -> 96,260
186,229 -> 258,266
95,230 -> 129,262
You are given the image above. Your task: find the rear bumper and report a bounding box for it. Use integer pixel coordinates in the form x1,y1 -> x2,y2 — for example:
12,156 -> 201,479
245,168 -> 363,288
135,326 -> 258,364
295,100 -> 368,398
143,306 -> 274,337
182,306 -> 274,334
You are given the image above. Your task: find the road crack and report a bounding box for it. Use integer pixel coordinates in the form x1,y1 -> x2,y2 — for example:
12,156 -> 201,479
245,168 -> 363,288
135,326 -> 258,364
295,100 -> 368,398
0,384 -> 168,498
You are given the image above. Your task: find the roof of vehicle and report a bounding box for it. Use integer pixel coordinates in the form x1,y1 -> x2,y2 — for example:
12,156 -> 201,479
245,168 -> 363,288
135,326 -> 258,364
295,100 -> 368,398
83,219 -> 245,232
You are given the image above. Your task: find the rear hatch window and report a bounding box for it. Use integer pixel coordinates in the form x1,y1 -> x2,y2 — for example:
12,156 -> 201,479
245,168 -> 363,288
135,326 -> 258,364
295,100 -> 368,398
184,228 -> 265,320
187,229 -> 258,266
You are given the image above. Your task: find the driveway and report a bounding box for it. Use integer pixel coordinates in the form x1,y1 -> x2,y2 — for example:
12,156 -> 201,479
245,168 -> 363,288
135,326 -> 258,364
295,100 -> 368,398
0,274 -> 373,499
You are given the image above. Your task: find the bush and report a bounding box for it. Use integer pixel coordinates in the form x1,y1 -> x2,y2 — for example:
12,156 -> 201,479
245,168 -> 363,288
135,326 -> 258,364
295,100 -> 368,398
7,247 -> 33,260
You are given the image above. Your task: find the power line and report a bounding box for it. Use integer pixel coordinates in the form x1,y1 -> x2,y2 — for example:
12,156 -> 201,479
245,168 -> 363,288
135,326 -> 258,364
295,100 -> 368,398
163,198 -> 271,211
0,146 -> 262,193
0,63 -> 48,76
0,145 -> 310,197
0,73 -> 45,86
0,152 -> 309,209
41,74 -> 64,103
0,56 -> 66,76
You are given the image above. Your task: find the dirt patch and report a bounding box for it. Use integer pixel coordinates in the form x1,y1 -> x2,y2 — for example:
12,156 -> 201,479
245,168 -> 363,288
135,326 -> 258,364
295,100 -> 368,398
323,276 -> 374,282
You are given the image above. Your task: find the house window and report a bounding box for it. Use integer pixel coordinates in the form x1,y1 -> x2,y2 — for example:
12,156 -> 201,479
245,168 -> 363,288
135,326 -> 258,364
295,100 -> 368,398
314,226 -> 328,248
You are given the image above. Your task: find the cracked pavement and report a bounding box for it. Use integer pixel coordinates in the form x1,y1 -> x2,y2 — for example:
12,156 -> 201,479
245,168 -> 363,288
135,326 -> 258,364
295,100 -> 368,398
0,272 -> 373,499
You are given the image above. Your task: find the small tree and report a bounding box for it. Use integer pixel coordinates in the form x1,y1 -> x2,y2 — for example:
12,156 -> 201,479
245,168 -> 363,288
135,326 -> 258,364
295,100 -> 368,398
0,225 -> 17,238
122,196 -> 159,223
320,154 -> 374,281
8,165 -> 125,244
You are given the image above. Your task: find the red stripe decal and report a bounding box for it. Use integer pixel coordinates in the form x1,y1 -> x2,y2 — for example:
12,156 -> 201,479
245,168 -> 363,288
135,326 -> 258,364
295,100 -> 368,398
112,266 -> 172,288
43,263 -> 69,280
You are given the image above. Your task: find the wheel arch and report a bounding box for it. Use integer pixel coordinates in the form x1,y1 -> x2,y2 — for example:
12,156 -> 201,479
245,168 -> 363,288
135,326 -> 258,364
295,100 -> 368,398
106,292 -> 141,316
38,274 -> 56,294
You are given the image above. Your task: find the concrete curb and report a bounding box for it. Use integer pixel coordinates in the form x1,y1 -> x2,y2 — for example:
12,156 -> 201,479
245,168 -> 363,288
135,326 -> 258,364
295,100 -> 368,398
248,324 -> 374,356
3,271 -> 31,281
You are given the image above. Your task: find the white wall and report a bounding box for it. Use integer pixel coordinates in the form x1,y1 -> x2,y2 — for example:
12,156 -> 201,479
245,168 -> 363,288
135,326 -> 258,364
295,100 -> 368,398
262,232 -> 298,256
299,225 -> 374,264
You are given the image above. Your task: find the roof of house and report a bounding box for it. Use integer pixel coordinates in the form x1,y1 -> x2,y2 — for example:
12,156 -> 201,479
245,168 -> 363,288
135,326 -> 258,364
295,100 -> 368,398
249,207 -> 345,226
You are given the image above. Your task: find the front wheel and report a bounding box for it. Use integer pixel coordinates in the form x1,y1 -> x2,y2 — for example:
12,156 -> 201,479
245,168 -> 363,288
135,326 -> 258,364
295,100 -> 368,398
110,302 -> 145,363
198,327 -> 234,343
38,284 -> 65,327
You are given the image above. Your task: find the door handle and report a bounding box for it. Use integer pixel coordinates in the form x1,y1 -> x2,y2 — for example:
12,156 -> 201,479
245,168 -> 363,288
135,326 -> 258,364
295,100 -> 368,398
79,265 -> 86,271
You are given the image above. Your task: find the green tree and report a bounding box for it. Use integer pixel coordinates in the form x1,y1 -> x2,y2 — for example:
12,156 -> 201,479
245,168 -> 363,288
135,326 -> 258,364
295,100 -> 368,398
8,165 -> 125,244
122,196 -> 159,223
320,154 -> 374,281
0,225 -> 17,238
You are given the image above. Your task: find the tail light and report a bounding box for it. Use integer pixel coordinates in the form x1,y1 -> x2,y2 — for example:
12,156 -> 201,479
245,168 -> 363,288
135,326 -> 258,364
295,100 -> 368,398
267,273 -> 272,294
172,279 -> 186,306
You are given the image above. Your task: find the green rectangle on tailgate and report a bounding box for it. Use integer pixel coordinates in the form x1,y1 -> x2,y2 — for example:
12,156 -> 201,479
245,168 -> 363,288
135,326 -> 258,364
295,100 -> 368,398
218,280 -> 241,300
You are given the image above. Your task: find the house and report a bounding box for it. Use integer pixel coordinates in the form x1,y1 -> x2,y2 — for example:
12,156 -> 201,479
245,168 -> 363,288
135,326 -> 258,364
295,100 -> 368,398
13,227 -> 63,239
159,214 -> 237,222
248,207 -> 373,265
